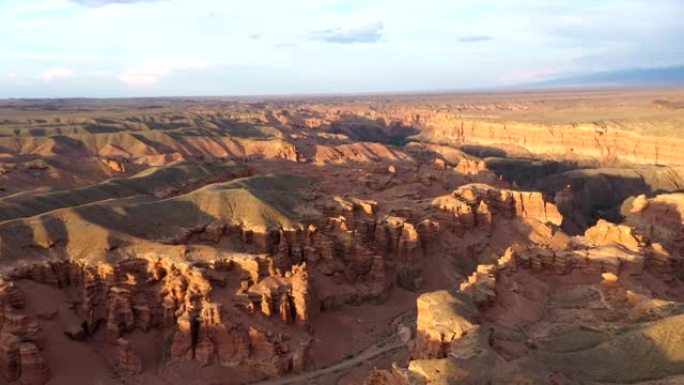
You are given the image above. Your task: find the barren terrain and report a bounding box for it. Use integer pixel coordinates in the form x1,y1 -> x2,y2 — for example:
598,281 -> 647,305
0,88 -> 683,385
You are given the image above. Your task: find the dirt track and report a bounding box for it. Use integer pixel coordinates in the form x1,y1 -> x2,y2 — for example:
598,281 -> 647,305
251,337 -> 406,385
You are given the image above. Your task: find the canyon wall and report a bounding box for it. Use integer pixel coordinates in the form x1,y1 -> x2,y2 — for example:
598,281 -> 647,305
315,106 -> 684,167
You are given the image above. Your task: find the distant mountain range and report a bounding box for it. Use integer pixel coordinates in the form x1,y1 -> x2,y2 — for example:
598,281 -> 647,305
524,65 -> 684,88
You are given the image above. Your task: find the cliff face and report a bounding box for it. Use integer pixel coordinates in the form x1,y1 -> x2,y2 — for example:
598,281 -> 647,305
433,183 -> 563,229
416,116 -> 684,166
414,290 -> 477,359
624,193 -> 684,271
321,104 -> 684,167
298,98 -> 683,167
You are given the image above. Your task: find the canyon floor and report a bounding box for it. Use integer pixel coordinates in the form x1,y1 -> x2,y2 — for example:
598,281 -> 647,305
0,88 -> 683,385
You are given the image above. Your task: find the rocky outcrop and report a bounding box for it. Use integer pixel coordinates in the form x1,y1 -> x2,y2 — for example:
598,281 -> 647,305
333,196 -> 377,215
414,290 -> 478,359
583,219 -> 642,251
0,332 -> 20,381
624,193 -> 684,265
100,157 -> 127,173
373,217 -> 423,290
291,263 -> 316,326
312,142 -> 412,165
0,280 -> 25,309
18,342 -> 50,385
0,333 -> 49,385
496,205 -> 684,276
369,255 -> 391,301
364,366 -> 411,385
0,280 -> 49,385
433,183 -> 563,228
115,338 -> 142,375
458,264 -> 498,308
454,158 -> 489,176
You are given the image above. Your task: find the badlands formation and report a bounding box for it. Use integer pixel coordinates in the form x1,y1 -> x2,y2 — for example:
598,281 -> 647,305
0,88 -> 682,384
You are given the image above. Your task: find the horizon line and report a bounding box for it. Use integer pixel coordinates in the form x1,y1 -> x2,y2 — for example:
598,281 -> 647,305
2,84 -> 683,102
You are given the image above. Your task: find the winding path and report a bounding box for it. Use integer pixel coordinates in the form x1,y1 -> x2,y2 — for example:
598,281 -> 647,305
250,337 -> 406,385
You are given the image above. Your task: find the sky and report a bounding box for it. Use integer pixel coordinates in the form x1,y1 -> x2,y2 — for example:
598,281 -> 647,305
0,0 -> 683,98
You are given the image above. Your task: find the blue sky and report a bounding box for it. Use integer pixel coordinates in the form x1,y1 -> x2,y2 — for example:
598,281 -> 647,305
1,0 -> 682,97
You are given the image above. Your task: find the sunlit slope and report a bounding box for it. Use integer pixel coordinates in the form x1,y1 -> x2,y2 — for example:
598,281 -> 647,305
0,161 -> 246,221
0,174 -> 315,262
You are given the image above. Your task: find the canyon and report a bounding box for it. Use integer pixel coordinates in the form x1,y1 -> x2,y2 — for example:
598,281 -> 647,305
0,88 -> 683,384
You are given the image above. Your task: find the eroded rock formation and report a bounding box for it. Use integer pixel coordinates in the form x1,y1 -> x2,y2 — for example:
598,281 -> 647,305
1,91 -> 684,384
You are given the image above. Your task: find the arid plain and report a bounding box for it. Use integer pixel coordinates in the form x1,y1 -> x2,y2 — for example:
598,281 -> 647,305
0,88 -> 683,385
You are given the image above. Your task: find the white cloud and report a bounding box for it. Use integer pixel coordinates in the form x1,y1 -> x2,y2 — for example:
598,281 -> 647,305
7,72 -> 18,79
310,22 -> 384,44
42,67 -> 75,81
118,67 -> 163,86
499,68 -> 562,85
458,35 -> 492,43
118,60 -> 209,87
